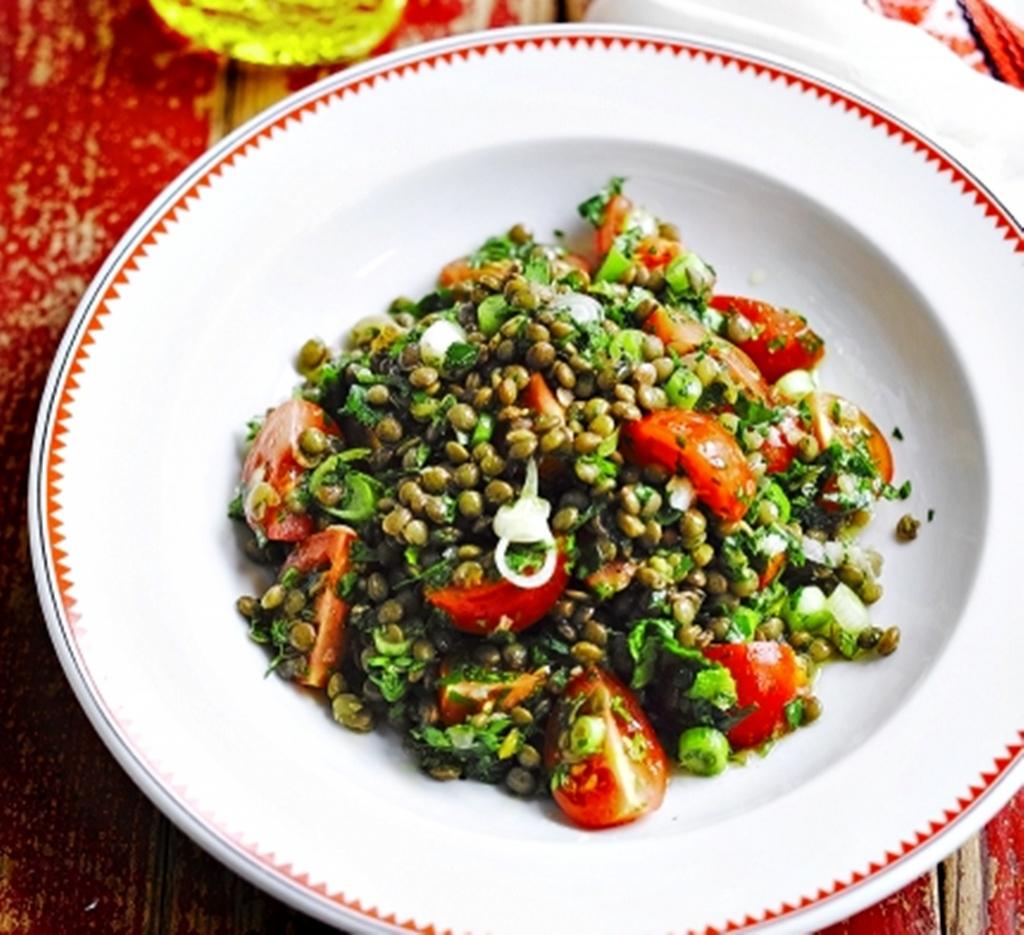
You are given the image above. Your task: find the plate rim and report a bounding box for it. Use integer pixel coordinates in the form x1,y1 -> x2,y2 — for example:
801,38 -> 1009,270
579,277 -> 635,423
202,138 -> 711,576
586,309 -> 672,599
27,22 -> 1024,935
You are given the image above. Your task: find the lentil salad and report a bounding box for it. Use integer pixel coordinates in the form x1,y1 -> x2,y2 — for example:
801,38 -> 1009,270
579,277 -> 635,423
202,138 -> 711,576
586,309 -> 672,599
230,179 -> 910,829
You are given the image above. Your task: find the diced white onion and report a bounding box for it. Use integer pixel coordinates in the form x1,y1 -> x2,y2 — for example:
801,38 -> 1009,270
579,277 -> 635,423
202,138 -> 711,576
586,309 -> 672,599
782,419 -> 806,446
801,536 -> 827,564
666,475 -> 695,511
760,532 -> 788,557
494,537 -> 558,590
773,369 -> 817,403
550,292 -> 604,326
824,541 -> 845,565
799,535 -> 847,568
418,319 -> 466,366
626,208 -> 659,237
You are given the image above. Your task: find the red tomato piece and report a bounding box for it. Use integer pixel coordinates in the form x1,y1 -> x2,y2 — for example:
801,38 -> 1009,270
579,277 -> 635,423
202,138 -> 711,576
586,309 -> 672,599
621,411 -> 756,522
585,560 -> 638,600
545,668 -> 669,829
426,551 -> 569,636
596,193 -> 633,256
760,411 -> 804,475
634,235 -> 681,270
283,525 -> 357,689
438,666 -> 545,726
438,257 -> 477,287
642,307 -> 769,403
758,552 -> 787,589
808,392 -> 894,484
710,295 -> 825,383
521,372 -> 565,421
242,398 -> 339,542
703,642 -> 803,749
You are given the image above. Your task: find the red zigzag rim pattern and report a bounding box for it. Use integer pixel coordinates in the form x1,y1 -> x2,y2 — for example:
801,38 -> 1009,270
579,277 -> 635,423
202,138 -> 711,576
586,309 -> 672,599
40,29 -> 1024,935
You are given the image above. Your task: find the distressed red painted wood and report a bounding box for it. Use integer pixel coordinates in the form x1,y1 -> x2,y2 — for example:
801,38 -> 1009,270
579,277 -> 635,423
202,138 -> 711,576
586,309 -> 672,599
0,2 -> 1020,933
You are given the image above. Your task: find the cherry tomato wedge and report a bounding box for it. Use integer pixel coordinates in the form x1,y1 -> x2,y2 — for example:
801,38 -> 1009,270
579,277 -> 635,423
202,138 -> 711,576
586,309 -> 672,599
521,372 -> 565,421
808,392 -> 894,484
596,193 -> 633,256
242,398 -> 339,542
643,305 -> 707,351
438,665 -> 545,726
642,307 -> 769,403
426,551 -> 569,636
545,668 -> 668,829
703,642 -> 804,749
283,525 -> 357,689
709,338 -> 771,403
621,411 -> 756,522
710,295 -> 825,383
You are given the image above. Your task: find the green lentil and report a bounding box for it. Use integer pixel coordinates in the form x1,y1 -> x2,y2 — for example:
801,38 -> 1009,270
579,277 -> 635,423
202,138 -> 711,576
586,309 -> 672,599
877,626 -> 901,656
457,490 -> 484,519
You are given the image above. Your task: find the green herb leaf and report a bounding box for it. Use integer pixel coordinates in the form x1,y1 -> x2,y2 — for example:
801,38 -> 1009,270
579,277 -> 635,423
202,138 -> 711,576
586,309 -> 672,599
523,254 -> 551,284
227,488 -> 245,520
626,618 -> 707,689
444,341 -> 480,374
469,235 -> 515,267
688,665 -> 738,710
784,698 -> 805,729
340,385 -> 381,427
504,541 -> 552,575
577,176 -> 625,227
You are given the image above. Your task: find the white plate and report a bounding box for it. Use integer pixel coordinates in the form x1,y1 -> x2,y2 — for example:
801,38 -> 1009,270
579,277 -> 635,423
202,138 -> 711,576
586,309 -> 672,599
29,24 -> 1024,935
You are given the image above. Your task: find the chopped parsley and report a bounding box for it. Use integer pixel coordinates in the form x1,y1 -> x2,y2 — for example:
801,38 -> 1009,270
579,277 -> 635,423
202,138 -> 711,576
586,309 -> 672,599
443,341 -> 480,374
577,176 -> 625,227
340,384 -> 380,426
504,541 -> 553,575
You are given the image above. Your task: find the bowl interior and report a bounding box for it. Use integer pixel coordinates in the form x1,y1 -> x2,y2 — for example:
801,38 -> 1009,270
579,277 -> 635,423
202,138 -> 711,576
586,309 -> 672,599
125,137 -> 986,841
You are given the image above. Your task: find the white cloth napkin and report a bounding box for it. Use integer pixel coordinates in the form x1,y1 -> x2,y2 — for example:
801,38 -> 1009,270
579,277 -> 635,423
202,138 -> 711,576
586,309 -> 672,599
585,0 -> 1024,219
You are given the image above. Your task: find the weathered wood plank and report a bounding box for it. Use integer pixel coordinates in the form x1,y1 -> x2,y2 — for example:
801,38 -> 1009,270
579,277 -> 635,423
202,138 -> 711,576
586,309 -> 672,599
819,873 -> 941,935
980,788 -> 1024,934
942,833 -> 986,934
0,2 -> 216,930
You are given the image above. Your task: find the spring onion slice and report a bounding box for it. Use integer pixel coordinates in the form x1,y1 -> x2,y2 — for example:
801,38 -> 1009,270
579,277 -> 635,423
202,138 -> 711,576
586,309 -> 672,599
493,459 -> 557,589
550,291 -> 603,326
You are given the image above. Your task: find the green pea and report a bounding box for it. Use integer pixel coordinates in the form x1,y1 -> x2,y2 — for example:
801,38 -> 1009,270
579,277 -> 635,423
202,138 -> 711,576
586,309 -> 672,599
677,726 -> 730,776
665,368 -> 702,409
609,328 -> 647,361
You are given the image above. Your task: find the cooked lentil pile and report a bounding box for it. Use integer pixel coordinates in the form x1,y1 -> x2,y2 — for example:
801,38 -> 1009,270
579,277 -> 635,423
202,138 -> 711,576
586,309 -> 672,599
230,179 -> 912,828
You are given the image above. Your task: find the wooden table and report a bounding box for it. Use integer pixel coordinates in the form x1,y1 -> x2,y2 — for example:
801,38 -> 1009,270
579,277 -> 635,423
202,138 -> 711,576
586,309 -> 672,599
1,2 -> 1021,931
